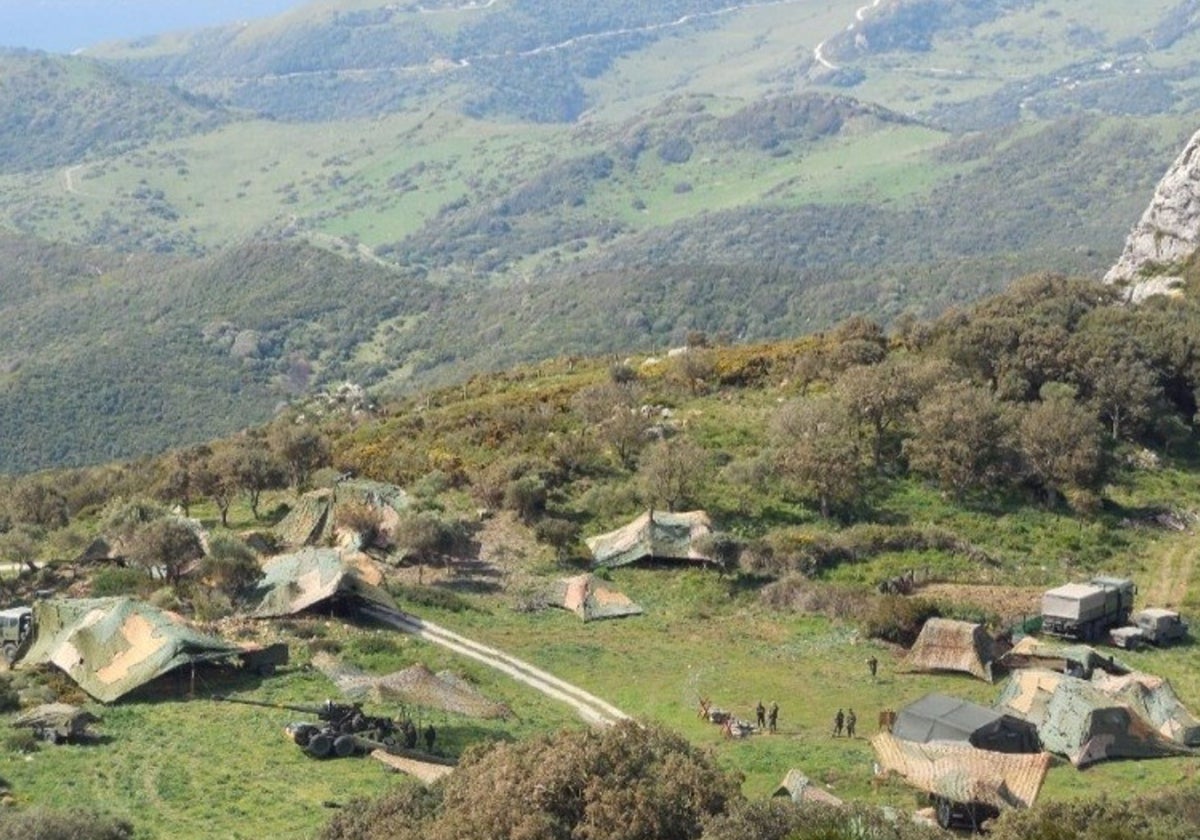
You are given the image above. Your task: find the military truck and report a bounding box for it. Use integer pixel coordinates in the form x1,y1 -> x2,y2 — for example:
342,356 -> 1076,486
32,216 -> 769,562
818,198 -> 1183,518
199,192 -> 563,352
0,606 -> 32,664
1040,576 -> 1136,643
1110,608 -> 1188,650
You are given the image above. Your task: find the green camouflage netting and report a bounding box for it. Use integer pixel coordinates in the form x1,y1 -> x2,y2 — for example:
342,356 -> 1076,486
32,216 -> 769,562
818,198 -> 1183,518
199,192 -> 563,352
250,548 -> 397,617
23,598 -> 243,703
901,619 -> 995,682
585,510 -> 712,568
999,637 -> 1128,679
275,480 -> 410,549
996,668 -> 1191,767
546,574 -> 644,621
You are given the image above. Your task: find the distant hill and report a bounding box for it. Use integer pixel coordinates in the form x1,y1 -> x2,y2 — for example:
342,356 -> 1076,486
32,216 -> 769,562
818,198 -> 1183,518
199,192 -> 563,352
0,50 -> 231,174
2,0 -> 1200,473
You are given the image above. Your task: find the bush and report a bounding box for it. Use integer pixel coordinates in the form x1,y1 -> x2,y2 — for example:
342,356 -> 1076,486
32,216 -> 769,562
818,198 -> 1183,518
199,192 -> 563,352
0,809 -> 134,840
3,730 -> 39,754
89,566 -> 152,597
864,596 -> 941,646
391,584 -> 474,614
0,675 -> 17,713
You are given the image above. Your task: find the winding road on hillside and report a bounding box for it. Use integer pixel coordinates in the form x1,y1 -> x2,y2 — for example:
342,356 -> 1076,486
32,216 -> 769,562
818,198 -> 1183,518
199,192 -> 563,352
360,604 -> 629,727
814,0 -> 883,70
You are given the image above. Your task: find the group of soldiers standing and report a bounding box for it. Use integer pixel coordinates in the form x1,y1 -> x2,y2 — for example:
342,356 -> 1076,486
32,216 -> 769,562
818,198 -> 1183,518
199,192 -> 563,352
754,700 -> 779,732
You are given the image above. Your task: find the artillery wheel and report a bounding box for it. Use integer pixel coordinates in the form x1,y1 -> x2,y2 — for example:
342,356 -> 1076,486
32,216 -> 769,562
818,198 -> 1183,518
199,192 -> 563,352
935,797 -> 952,829
333,735 -> 357,758
306,733 -> 333,758
2,642 -> 16,665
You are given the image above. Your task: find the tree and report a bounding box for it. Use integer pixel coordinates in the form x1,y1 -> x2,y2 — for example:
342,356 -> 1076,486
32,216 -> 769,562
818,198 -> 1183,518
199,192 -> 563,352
393,510 -> 464,582
155,445 -> 212,517
227,436 -> 287,519
904,381 -> 1016,500
834,358 -> 922,470
637,436 -> 709,512
571,381 -> 649,469
319,720 -> 738,840
8,478 -> 68,530
126,518 -> 204,586
771,395 -> 863,519
269,422 -> 331,490
1016,385 -> 1106,507
199,533 -> 263,599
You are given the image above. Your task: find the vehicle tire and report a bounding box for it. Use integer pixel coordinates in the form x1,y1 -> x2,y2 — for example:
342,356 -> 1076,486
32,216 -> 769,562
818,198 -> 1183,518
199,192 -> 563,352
2,642 -> 16,664
333,735 -> 357,758
935,797 -> 952,829
307,733 -> 333,758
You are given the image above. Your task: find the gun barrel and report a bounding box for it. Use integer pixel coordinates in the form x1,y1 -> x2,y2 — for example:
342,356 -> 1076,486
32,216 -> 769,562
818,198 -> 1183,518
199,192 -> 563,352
213,695 -> 324,715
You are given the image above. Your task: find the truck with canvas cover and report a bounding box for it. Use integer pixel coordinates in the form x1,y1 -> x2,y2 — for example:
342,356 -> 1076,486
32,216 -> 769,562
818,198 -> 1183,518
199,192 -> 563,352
0,606 -> 32,664
1110,608 -> 1188,650
1041,576 -> 1135,642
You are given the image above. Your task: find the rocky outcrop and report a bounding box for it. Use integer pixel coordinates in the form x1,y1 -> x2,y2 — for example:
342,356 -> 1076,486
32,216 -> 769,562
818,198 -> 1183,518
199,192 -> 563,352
1105,128 -> 1200,302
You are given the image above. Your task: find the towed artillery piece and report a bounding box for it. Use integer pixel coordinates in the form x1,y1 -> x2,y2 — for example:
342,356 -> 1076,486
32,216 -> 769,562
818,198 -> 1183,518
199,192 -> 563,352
12,703 -> 101,744
213,695 -> 450,763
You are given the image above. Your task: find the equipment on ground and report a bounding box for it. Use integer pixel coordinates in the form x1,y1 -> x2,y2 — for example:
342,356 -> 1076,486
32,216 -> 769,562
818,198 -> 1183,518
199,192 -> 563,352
1040,576 -> 1135,643
1110,608 -> 1188,650
12,703 -> 100,744
0,606 -> 32,664
212,694 -> 449,761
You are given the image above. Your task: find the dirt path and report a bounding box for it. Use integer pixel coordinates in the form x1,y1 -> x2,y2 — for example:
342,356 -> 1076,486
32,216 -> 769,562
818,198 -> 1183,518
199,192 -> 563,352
1142,538 -> 1196,609
360,605 -> 628,727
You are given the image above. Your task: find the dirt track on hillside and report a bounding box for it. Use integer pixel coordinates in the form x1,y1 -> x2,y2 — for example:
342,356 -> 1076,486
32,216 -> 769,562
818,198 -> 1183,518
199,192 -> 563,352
360,604 -> 628,727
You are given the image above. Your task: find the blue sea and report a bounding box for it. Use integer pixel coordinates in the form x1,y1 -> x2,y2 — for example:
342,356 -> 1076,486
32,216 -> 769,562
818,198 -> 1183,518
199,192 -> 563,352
0,0 -> 305,53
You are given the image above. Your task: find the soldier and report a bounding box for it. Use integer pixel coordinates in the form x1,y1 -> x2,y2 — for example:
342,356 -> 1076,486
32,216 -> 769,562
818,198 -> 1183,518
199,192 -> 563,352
424,723 -> 437,753
846,709 -> 857,738
402,718 -> 418,749
767,701 -> 778,733
756,701 -> 766,729
867,655 -> 878,679
833,708 -> 844,737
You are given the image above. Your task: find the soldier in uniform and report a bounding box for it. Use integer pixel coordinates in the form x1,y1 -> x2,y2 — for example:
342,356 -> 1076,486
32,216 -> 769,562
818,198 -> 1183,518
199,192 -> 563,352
846,709 -> 857,738
424,723 -> 437,753
833,708 -> 845,737
767,701 -> 778,733
756,701 -> 766,729
867,655 -> 878,679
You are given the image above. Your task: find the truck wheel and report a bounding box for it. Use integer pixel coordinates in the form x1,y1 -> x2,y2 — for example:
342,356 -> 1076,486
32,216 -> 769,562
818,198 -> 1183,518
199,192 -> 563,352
2,643 -> 16,664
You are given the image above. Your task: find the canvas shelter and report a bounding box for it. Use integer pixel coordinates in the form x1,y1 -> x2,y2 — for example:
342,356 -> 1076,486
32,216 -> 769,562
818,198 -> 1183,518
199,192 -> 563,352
275,479 -> 410,549
22,598 -> 245,703
892,693 -> 1040,754
585,510 -> 712,568
772,769 -> 843,807
998,636 -> 1128,679
1087,671 -> 1200,747
996,668 -> 1190,767
872,732 -> 1050,813
546,574 -> 644,621
250,548 -> 397,618
311,651 -> 510,719
900,618 -> 996,682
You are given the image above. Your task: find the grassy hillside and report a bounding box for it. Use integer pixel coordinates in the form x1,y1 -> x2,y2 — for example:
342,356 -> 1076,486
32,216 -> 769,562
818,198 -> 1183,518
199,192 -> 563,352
1,0 -> 1200,472
5,277 -> 1200,837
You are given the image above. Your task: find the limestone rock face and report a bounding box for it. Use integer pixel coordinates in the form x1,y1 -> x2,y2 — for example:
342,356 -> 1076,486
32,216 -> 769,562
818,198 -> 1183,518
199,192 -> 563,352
1105,128 -> 1200,302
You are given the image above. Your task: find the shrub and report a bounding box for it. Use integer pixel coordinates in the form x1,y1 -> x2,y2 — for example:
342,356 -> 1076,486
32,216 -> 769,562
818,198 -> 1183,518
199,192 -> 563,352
3,730 -> 38,754
391,584 -> 473,614
90,566 -> 152,597
864,596 -> 941,646
0,809 -> 135,840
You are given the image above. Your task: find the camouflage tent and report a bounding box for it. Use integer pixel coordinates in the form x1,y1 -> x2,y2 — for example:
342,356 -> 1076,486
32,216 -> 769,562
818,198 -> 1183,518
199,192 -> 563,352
998,636 -> 1128,679
772,769 -> 844,807
546,574 -> 644,621
996,668 -> 1190,767
872,732 -> 1050,812
1088,671 -> 1200,747
585,510 -> 712,569
900,619 -> 996,682
892,693 -> 1040,754
311,651 -> 510,719
250,548 -> 397,618
22,598 -> 245,703
275,479 -> 410,549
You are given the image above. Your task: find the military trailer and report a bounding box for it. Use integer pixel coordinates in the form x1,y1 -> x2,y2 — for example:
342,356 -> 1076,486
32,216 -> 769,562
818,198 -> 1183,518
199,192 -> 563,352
0,607 -> 32,664
1110,608 -> 1188,650
1041,577 -> 1136,643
